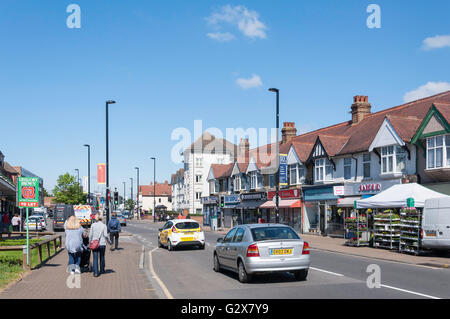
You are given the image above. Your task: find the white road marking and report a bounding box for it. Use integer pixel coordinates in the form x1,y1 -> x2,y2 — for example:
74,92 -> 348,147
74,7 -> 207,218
149,248 -> 174,299
310,267 -> 344,277
139,245 -> 144,269
380,284 -> 441,299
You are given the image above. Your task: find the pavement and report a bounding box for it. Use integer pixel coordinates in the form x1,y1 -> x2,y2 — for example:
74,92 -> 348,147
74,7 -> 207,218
0,241 -> 158,299
204,227 -> 450,269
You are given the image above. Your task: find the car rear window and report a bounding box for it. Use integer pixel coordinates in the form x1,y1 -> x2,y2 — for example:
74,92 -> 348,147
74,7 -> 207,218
250,227 -> 300,241
175,222 -> 200,230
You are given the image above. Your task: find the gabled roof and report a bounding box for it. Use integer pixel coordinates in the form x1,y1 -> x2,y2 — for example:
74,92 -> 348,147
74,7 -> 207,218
210,163 -> 234,179
140,181 -> 172,196
183,132 -> 237,155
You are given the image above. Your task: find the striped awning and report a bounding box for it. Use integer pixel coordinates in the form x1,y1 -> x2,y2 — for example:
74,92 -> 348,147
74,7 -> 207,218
259,199 -> 301,209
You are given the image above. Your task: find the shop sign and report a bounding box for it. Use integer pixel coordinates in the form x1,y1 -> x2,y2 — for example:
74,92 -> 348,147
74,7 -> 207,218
333,186 -> 345,196
18,177 -> 40,208
359,183 -> 381,193
268,188 -> 300,200
224,194 -> 240,204
201,196 -> 218,205
279,154 -> 288,187
240,192 -> 266,201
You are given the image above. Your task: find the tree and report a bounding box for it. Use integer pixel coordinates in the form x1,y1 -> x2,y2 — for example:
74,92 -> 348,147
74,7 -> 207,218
52,173 -> 86,205
43,187 -> 52,197
124,199 -> 135,211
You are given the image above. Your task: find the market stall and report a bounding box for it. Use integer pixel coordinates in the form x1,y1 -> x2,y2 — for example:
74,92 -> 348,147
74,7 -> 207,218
348,183 -> 450,253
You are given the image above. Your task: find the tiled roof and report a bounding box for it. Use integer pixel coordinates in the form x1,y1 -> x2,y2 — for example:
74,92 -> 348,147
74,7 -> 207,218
210,163 -> 234,179
183,132 -> 237,155
140,181 -> 172,196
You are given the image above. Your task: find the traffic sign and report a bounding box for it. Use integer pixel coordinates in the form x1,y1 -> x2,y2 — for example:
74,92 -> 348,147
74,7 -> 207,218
18,177 -> 40,207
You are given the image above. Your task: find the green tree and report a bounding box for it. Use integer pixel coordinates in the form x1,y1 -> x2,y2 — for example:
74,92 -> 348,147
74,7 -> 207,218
124,199 -> 135,211
43,187 -> 52,197
52,173 -> 87,205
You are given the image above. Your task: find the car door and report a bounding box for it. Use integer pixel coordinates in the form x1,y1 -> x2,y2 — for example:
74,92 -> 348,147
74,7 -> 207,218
219,228 -> 238,268
160,222 -> 172,245
228,227 -> 245,270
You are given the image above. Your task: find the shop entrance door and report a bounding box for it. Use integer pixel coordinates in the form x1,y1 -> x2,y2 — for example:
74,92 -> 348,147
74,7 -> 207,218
319,203 -> 326,234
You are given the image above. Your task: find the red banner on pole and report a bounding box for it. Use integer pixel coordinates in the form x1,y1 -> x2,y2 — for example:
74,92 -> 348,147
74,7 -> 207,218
97,163 -> 106,185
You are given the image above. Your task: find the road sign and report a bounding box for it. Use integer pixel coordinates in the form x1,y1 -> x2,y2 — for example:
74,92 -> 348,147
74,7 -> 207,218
18,177 -> 40,207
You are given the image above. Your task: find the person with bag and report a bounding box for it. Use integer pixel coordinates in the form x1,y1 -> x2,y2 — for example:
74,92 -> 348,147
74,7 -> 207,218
89,214 -> 109,277
107,212 -> 121,251
65,216 -> 87,274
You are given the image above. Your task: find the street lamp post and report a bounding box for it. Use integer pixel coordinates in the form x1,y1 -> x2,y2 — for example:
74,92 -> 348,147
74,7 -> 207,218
135,167 -> 140,220
75,168 -> 80,204
151,157 -> 156,221
269,88 -> 280,224
83,144 -> 90,205
130,177 -> 133,216
123,181 -> 126,209
105,100 -> 116,226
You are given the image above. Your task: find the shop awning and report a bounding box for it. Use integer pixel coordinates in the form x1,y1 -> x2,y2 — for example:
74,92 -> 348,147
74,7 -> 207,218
235,200 -> 266,209
259,200 -> 301,209
337,197 -> 361,207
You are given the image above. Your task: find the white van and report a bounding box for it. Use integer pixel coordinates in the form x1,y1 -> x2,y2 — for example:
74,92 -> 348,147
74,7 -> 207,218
422,197 -> 450,250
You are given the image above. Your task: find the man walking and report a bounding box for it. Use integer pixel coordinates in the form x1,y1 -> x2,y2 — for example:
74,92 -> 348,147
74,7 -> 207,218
107,212 -> 121,251
11,214 -> 21,232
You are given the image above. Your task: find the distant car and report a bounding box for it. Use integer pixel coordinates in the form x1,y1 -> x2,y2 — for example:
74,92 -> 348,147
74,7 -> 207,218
213,224 -> 310,283
121,211 -> 130,219
30,214 -> 47,230
24,217 -> 44,231
158,219 -> 205,251
116,213 -> 127,226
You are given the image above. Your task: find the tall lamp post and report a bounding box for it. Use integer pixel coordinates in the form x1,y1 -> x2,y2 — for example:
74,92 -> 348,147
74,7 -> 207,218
151,157 -> 156,221
135,167 -> 140,220
269,88 -> 280,224
83,144 -> 90,205
105,100 -> 116,226
123,181 -> 126,209
75,169 -> 80,204
130,177 -> 134,216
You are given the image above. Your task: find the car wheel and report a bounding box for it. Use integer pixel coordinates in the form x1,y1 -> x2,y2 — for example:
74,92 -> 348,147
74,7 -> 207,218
158,237 -> 163,248
199,244 -> 205,250
293,269 -> 308,281
238,261 -> 251,283
213,253 -> 221,272
168,240 -> 174,251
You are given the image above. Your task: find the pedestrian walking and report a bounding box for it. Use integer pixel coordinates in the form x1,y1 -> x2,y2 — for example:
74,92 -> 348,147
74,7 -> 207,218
89,214 -> 109,277
65,216 -> 87,274
107,212 -> 121,251
11,214 -> 21,232
2,212 -> 11,239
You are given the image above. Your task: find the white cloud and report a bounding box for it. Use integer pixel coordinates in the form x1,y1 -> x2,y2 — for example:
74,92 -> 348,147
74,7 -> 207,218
207,32 -> 236,42
403,82 -> 450,103
236,75 -> 262,89
422,35 -> 450,50
207,5 -> 267,39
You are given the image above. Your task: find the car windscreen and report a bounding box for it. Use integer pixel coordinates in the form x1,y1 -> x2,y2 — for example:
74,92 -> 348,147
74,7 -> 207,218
250,227 -> 300,241
175,222 -> 200,230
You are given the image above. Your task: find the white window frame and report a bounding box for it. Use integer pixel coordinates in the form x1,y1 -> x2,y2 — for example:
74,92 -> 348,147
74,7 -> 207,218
426,135 -> 445,169
195,192 -> 202,200
289,164 -> 298,185
344,157 -> 352,180
315,159 -> 333,182
250,171 -> 257,189
234,175 -> 240,192
381,145 -> 407,174
195,175 -> 202,183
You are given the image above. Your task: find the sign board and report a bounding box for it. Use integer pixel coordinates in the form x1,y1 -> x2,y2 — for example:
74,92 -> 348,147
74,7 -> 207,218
18,177 -> 40,208
333,186 -> 345,196
240,192 -> 266,201
268,188 -> 301,200
97,163 -> 106,185
279,154 -> 288,187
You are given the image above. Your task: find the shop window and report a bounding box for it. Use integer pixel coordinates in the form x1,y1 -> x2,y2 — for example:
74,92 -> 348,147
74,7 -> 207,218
363,154 -> 371,178
344,158 -> 352,180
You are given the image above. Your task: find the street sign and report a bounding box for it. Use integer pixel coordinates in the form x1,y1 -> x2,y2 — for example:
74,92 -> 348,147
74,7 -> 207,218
18,177 -> 40,207
279,154 -> 288,187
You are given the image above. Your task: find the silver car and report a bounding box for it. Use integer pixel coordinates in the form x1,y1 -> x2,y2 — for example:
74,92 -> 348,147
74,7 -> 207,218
213,224 -> 310,283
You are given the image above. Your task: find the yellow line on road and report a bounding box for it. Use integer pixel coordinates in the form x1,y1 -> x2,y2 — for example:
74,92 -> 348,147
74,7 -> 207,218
149,248 -> 174,299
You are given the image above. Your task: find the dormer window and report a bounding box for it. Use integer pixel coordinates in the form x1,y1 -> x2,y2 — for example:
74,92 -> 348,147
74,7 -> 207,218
381,145 -> 407,174
315,159 -> 333,182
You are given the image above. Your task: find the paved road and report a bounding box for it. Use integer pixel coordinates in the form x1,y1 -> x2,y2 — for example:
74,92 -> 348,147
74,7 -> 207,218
124,220 -> 450,299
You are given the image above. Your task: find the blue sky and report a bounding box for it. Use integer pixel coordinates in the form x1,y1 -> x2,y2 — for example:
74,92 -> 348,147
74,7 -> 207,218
1,0 -> 449,196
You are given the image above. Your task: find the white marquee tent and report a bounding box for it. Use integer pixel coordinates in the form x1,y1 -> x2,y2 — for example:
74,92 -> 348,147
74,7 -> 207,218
356,183 -> 450,209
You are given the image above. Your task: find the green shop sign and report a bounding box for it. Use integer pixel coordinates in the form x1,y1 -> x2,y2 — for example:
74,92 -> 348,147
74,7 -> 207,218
18,177 -> 40,208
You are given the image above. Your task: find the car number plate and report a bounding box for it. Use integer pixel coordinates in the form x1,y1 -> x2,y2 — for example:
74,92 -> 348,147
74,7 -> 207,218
270,248 -> 293,255
181,237 -> 194,242
425,230 -> 436,237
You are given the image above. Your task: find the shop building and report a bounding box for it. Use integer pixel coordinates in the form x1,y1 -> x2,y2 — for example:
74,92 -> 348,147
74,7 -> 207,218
0,154 -> 17,217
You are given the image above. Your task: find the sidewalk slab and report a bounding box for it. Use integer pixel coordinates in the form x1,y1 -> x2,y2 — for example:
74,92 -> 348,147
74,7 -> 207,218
0,242 -> 158,299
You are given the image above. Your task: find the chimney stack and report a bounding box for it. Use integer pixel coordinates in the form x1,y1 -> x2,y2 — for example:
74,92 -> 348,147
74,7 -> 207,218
282,122 -> 297,144
351,95 -> 371,124
237,138 -> 250,163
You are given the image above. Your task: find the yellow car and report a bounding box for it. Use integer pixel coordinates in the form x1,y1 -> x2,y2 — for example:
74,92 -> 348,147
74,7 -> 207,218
158,219 -> 205,250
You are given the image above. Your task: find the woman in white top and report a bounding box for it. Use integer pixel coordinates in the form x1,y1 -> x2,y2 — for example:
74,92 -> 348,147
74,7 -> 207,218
89,214 -> 109,277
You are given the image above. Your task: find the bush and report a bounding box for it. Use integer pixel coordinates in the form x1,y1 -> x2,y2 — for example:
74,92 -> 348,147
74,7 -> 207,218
0,255 -> 22,267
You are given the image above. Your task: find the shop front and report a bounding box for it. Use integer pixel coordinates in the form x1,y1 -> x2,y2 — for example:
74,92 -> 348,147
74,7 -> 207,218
302,184 -> 342,235
235,192 -> 267,225
259,188 -> 302,232
223,194 -> 240,228
201,196 -> 218,226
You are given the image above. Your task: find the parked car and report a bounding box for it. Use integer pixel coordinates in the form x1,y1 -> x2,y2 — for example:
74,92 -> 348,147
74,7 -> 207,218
213,224 -> 310,283
422,197 -> 450,250
116,213 -> 127,226
158,219 -> 205,250
24,217 -> 44,231
121,211 -> 130,219
53,204 -> 74,231
29,214 -> 47,230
